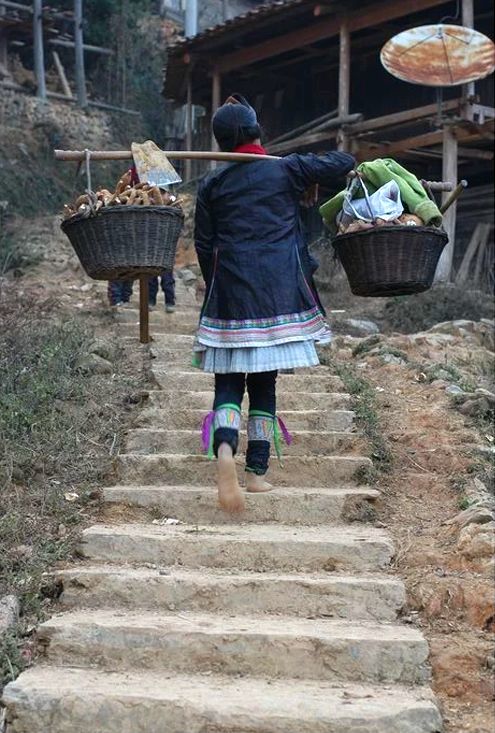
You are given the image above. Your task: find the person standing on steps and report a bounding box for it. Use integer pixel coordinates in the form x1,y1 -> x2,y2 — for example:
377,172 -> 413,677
149,271 -> 176,313
194,93 -> 355,513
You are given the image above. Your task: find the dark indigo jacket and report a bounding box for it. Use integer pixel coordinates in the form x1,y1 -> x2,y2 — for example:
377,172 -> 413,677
194,152 -> 354,322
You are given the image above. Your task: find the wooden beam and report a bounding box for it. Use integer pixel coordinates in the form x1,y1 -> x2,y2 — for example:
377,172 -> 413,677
185,68 -> 193,182
268,113 -> 362,155
52,50 -> 72,98
0,2 -> 7,70
217,0 -> 450,73
462,0 -> 475,119
32,0 -> 46,100
435,126 -> 458,283
355,120 -> 494,159
74,0 -> 87,108
337,18 -> 350,151
350,99 -> 461,135
49,38 -> 114,55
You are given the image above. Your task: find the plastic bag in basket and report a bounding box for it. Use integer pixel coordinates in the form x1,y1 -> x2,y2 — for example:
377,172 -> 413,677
340,179 -> 404,226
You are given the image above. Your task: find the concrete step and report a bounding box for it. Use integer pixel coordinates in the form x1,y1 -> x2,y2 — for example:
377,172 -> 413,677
57,565 -> 404,621
37,610 -> 431,685
102,484 -> 378,525
150,369 -> 345,393
115,453 -> 371,487
79,523 -> 394,573
2,667 -> 443,733
146,389 -> 351,411
133,407 -> 356,432
124,428 -> 360,456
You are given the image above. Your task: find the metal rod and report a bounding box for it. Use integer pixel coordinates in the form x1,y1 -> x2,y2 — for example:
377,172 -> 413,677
440,179 -> 468,214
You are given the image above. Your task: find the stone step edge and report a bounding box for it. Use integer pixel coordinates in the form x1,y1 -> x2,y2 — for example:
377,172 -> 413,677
102,484 -> 379,496
2,666 -> 442,729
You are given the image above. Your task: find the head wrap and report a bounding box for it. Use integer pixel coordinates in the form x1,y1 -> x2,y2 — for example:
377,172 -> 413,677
212,93 -> 260,151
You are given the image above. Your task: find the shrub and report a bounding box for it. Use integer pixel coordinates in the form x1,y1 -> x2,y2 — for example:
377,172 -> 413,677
380,285 -> 494,334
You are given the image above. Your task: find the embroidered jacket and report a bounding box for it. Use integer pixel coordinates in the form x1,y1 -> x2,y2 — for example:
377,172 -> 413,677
194,151 -> 354,348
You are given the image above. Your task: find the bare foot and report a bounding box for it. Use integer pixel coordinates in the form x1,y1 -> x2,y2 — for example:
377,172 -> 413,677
246,473 -> 273,493
217,443 -> 245,513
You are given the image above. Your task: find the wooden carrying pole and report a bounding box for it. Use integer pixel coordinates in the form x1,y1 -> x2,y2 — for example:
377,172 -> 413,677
54,149 -> 281,162
139,276 -> 150,344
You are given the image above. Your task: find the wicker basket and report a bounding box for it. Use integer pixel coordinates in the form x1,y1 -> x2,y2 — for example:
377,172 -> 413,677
61,205 -> 184,281
332,225 -> 448,297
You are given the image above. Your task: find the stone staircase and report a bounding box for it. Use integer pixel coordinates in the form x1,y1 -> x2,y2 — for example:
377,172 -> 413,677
2,284 -> 443,733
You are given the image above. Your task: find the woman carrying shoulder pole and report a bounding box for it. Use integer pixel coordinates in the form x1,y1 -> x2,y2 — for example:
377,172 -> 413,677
194,94 -> 355,512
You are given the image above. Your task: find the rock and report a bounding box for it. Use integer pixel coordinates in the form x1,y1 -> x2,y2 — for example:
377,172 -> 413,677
0,595 -> 20,635
458,397 -> 491,417
125,390 -> 149,406
76,353 -> 113,375
475,388 -> 495,405
447,505 -> 495,529
445,384 -> 465,396
12,544 -> 33,560
177,268 -> 197,285
381,353 -> 407,366
463,585 -> 495,630
428,320 -> 475,335
458,522 -> 495,560
344,318 -> 380,337
88,338 -> 118,363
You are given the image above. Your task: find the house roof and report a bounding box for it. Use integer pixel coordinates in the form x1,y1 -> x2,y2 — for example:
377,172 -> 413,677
163,0 -> 354,101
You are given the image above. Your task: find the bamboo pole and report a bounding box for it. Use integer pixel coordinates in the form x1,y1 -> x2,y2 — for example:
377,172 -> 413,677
74,0 -> 87,108
52,50 -> 72,98
32,0 -> 46,100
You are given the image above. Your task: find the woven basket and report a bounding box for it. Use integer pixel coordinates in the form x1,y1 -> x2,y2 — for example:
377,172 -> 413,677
61,205 -> 184,281
332,225 -> 448,297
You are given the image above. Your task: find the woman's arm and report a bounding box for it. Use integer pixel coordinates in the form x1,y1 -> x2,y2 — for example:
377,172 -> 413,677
194,183 -> 215,286
283,151 -> 355,194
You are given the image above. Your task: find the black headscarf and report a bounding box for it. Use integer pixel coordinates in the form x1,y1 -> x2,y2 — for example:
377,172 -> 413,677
212,93 -> 260,151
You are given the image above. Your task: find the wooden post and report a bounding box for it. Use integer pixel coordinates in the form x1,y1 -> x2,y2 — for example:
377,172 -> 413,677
74,0 -> 87,108
337,18 -> 350,151
462,0 -> 475,120
434,125 -> 458,283
139,275 -> 150,344
0,3 -> 7,72
185,67 -> 193,182
32,0 -> 46,100
52,50 -> 72,98
211,67 -> 221,169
